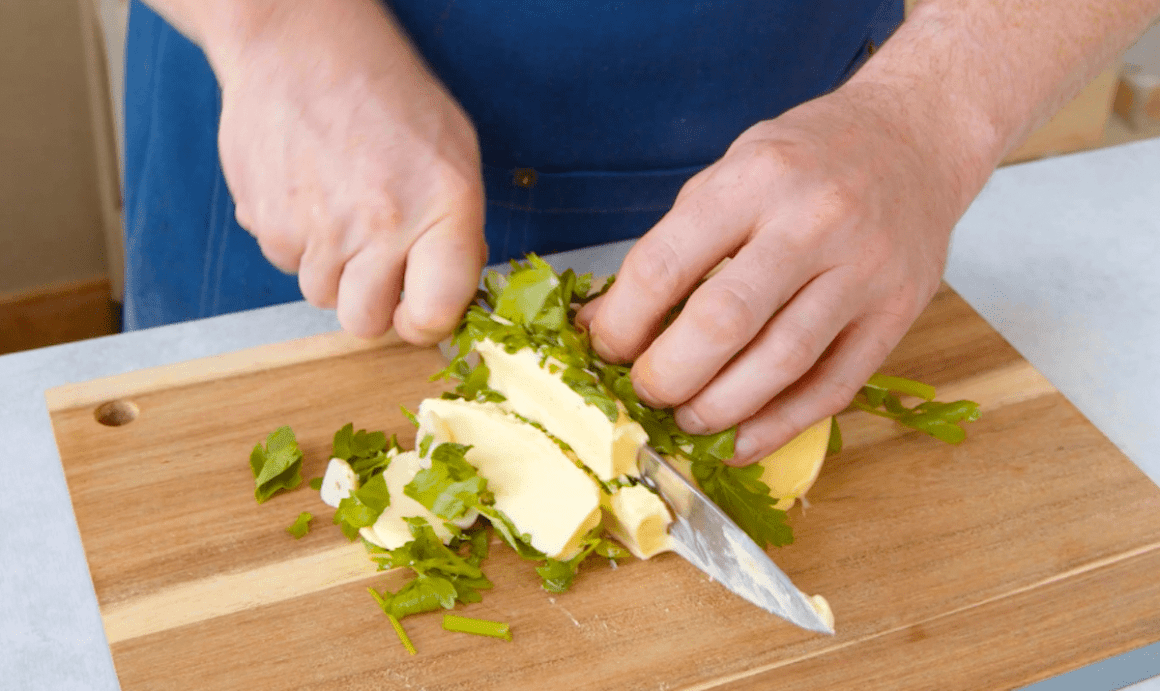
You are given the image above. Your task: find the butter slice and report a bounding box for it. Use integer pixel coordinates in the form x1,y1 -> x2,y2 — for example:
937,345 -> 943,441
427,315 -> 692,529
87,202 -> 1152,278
475,339 -> 649,481
757,417 -> 833,511
361,450 -> 459,550
603,485 -> 673,560
417,398 -> 601,560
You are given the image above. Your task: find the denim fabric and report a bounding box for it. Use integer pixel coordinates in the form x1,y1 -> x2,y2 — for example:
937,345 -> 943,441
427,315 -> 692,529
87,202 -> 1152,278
122,0 -> 902,330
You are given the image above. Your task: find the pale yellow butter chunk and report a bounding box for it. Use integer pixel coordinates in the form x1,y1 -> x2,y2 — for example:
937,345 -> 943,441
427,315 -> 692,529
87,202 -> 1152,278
416,398 -> 602,560
361,450 -> 459,550
474,339 -> 649,481
809,594 -> 835,631
603,484 -> 673,560
758,417 -> 833,511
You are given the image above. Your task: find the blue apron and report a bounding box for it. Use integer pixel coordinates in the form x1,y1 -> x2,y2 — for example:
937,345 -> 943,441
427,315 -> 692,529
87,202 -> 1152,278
122,0 -> 902,330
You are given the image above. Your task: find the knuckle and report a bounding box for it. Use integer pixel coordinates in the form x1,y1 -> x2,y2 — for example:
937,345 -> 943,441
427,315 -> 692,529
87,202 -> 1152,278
809,178 -> 863,230
361,193 -> 405,234
687,283 -> 760,347
439,165 -> 485,206
769,323 -> 821,376
233,203 -> 255,233
257,235 -> 301,274
631,360 -> 684,408
297,265 -> 337,309
402,303 -> 456,336
822,178 -> 861,217
625,238 -> 686,302
738,139 -> 795,183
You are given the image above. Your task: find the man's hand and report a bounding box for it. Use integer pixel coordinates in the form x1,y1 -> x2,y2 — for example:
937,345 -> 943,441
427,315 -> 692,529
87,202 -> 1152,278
193,0 -> 486,342
586,82 -> 970,464
588,0 -> 1160,465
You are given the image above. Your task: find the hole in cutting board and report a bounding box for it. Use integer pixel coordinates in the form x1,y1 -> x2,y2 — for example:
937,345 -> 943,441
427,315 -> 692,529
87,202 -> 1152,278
95,400 -> 139,427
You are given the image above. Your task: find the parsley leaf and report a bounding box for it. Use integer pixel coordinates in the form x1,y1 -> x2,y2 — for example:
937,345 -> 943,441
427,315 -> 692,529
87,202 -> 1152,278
404,442 -> 490,521
457,360 -> 507,403
691,458 -> 794,550
535,558 -> 579,594
331,422 -> 397,484
368,518 -> 494,620
249,426 -> 304,503
561,366 -> 619,423
418,434 -> 434,459
476,505 -> 544,560
494,254 -> 559,326
286,512 -> 313,539
333,472 -> 391,540
827,418 -> 843,455
534,531 -> 621,593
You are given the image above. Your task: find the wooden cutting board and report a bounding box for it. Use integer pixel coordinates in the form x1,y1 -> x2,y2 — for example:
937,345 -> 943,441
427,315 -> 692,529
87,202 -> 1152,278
46,286 -> 1160,691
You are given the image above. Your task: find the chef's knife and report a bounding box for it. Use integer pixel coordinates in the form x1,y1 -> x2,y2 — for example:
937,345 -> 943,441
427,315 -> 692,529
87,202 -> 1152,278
636,444 -> 834,635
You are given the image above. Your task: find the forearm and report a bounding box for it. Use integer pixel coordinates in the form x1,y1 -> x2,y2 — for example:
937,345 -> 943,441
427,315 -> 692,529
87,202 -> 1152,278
845,1 -> 1160,212
141,0 -> 414,81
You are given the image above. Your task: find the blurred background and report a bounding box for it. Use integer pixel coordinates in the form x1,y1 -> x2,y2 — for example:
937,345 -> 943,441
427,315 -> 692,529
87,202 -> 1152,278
1,0 -> 1158,356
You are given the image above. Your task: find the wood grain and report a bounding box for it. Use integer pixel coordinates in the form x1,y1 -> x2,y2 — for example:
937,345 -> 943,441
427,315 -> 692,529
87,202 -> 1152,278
47,285 -> 1160,690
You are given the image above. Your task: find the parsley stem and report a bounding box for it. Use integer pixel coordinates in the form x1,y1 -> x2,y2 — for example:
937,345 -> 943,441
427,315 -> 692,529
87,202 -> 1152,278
388,614 -> 417,655
442,614 -> 513,641
849,399 -> 902,420
368,587 -> 417,655
864,374 -> 936,401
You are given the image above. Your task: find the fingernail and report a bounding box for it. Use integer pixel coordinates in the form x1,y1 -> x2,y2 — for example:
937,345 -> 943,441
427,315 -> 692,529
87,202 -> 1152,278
730,435 -> 758,465
590,330 -> 612,359
675,408 -> 709,435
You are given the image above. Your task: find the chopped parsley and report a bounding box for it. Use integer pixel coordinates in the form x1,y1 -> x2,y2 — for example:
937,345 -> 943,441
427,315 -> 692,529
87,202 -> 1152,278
404,442 -> 492,521
331,422 -> 398,484
535,530 -> 626,593
249,426 -> 304,503
286,511 -> 313,539
333,471 -> 391,540
368,518 -> 494,622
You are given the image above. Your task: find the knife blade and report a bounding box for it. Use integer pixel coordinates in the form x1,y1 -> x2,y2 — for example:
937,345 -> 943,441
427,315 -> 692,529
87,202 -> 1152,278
636,444 -> 834,635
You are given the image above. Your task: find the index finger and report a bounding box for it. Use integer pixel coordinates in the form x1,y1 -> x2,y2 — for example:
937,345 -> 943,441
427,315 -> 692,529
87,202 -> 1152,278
589,169 -> 753,364
393,186 -> 488,345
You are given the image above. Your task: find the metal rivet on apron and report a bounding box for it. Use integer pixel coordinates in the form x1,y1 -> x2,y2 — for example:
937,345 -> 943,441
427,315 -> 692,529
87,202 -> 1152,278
512,168 -> 538,189
867,40 -> 876,55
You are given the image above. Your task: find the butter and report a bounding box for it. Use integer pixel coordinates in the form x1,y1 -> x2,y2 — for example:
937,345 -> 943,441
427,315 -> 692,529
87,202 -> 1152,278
809,594 -> 835,631
416,398 -> 602,560
362,450 -> 460,549
758,417 -> 833,511
475,339 -> 649,481
602,484 -> 673,559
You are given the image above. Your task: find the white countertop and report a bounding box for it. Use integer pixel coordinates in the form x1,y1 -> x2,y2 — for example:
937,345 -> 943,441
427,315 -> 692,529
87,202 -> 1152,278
2,138 -> 1158,691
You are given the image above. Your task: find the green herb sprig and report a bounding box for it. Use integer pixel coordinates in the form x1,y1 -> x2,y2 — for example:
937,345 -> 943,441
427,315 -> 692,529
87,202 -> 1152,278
249,426 -> 304,503
368,518 -> 493,621
849,373 -> 982,446
331,422 -> 399,484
